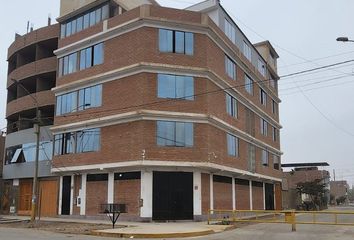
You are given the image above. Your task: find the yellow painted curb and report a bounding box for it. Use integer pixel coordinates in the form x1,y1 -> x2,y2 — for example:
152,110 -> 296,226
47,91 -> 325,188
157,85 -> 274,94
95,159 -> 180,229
91,229 -> 215,238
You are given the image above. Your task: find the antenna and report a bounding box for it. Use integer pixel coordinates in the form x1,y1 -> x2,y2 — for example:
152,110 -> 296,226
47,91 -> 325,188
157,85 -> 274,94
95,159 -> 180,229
48,14 -> 51,26
26,21 -> 30,33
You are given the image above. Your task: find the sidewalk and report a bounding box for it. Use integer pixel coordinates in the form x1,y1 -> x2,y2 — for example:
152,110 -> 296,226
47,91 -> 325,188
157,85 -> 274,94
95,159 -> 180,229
1,215 -> 233,238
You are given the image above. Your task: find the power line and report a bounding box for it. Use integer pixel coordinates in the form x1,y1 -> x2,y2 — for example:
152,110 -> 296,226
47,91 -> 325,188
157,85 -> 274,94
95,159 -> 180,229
280,79 -> 354,96
278,50 -> 354,69
1,58 -> 354,132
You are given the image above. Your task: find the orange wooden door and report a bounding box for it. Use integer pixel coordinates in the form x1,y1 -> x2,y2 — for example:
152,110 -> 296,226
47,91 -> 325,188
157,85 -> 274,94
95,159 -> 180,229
275,183 -> 282,210
18,180 -> 32,215
39,180 -> 58,217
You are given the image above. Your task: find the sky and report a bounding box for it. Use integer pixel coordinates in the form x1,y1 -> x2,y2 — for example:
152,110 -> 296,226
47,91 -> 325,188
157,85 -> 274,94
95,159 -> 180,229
1,0 -> 354,186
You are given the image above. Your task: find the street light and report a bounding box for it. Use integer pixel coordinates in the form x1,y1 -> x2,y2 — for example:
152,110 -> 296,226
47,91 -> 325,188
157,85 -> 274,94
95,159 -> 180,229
336,37 -> 354,43
11,79 -> 40,223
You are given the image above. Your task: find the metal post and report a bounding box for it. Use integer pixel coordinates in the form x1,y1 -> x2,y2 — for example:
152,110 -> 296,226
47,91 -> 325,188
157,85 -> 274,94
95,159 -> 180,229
30,109 -> 40,222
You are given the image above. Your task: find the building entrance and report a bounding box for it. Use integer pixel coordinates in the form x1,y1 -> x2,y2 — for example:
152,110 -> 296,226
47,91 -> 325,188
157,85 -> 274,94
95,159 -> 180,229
152,171 -> 193,220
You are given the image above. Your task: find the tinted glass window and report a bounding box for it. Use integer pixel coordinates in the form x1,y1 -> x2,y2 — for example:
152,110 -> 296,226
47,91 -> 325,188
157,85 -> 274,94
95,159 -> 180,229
159,29 -> 173,53
93,43 -> 104,65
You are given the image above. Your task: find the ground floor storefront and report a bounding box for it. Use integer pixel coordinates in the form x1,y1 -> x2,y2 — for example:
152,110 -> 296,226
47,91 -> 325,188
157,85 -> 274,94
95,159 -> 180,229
55,168 -> 282,221
1,177 -> 59,217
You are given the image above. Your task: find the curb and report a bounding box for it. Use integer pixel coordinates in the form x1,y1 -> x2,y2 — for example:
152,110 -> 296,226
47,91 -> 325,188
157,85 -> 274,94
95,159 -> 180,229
91,229 -> 215,238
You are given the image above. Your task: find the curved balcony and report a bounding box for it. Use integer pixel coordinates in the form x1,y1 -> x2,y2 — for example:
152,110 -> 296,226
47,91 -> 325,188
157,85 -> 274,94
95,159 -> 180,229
8,24 -> 59,59
6,90 -> 55,118
7,56 -> 57,88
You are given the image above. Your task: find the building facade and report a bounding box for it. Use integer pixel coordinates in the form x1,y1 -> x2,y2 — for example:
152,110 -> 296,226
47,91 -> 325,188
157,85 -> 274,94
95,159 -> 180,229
330,180 -> 349,204
3,0 -> 282,221
3,22 -> 59,216
282,163 -> 330,209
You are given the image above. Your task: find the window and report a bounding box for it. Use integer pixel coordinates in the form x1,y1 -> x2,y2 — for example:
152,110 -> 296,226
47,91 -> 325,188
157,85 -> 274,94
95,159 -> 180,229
159,29 -> 194,55
76,128 -> 101,153
260,88 -> 267,106
226,94 -> 237,118
54,128 -> 101,155
243,41 -> 252,61
245,74 -> 253,94
93,43 -> 104,65
60,3 -> 110,38
273,155 -> 280,170
56,91 -> 78,115
260,118 -> 268,136
56,84 -> 102,116
262,149 -> 269,166
78,85 -> 102,110
68,53 -> 77,74
258,58 -> 266,76
225,55 -> 236,80
157,74 -> 194,100
6,142 -> 52,164
156,121 -> 193,147
272,127 -> 277,142
272,100 -> 277,114
54,133 -> 75,155
227,133 -> 239,157
59,43 -> 104,76
224,19 -> 236,44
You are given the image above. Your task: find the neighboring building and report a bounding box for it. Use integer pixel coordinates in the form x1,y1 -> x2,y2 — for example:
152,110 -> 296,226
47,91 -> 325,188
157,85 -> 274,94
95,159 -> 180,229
2,21 -> 59,216
3,0 -> 282,221
330,180 -> 349,204
282,162 -> 330,209
0,135 -> 5,213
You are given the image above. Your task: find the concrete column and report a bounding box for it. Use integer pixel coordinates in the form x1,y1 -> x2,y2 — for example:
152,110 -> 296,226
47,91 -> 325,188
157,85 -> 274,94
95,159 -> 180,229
263,182 -> 266,210
70,174 -> 74,215
274,184 -> 276,210
249,180 -> 253,210
107,172 -> 114,204
80,173 -> 87,216
58,176 -> 63,215
140,170 -> 153,218
193,171 -> 202,216
232,177 -> 236,210
210,174 -> 214,211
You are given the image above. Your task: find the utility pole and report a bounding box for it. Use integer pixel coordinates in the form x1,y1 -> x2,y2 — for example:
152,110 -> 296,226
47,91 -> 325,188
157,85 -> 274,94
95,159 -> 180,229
31,108 -> 41,222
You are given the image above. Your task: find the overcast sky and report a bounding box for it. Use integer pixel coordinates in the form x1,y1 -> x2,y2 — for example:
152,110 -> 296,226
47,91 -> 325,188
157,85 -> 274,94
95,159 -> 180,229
1,0 -> 353,185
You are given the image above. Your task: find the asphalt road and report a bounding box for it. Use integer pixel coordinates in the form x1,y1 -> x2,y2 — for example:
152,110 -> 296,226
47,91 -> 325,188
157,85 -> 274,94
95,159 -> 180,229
1,206 -> 354,240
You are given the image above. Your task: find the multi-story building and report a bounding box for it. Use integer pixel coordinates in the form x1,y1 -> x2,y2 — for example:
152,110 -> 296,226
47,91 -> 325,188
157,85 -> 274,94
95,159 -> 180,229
282,162 -> 330,209
2,21 -> 59,216
3,0 -> 282,221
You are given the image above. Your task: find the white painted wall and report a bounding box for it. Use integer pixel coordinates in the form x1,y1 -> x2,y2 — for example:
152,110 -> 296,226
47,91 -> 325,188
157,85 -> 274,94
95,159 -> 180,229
140,170 -> 153,218
232,177 -> 236,210
70,174 -> 74,215
249,180 -> 253,210
193,171 -> 202,215
58,176 -> 63,215
80,173 -> 87,215
210,174 -> 214,211
107,172 -> 114,204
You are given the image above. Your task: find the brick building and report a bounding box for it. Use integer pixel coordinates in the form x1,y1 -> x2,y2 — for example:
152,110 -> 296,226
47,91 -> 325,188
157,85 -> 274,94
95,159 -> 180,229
3,0 -> 282,221
2,21 -> 59,216
330,180 -> 349,204
282,162 -> 330,209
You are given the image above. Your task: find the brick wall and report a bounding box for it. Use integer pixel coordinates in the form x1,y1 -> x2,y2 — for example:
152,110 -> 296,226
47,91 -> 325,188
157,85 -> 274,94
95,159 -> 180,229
86,180 -> 107,216
235,180 -> 250,210
252,182 -> 264,210
201,173 -> 210,214
213,179 -> 232,210
114,179 -> 140,216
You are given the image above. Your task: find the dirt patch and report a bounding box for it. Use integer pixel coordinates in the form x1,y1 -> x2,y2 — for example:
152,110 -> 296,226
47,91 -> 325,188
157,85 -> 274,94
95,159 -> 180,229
0,220 -> 123,235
